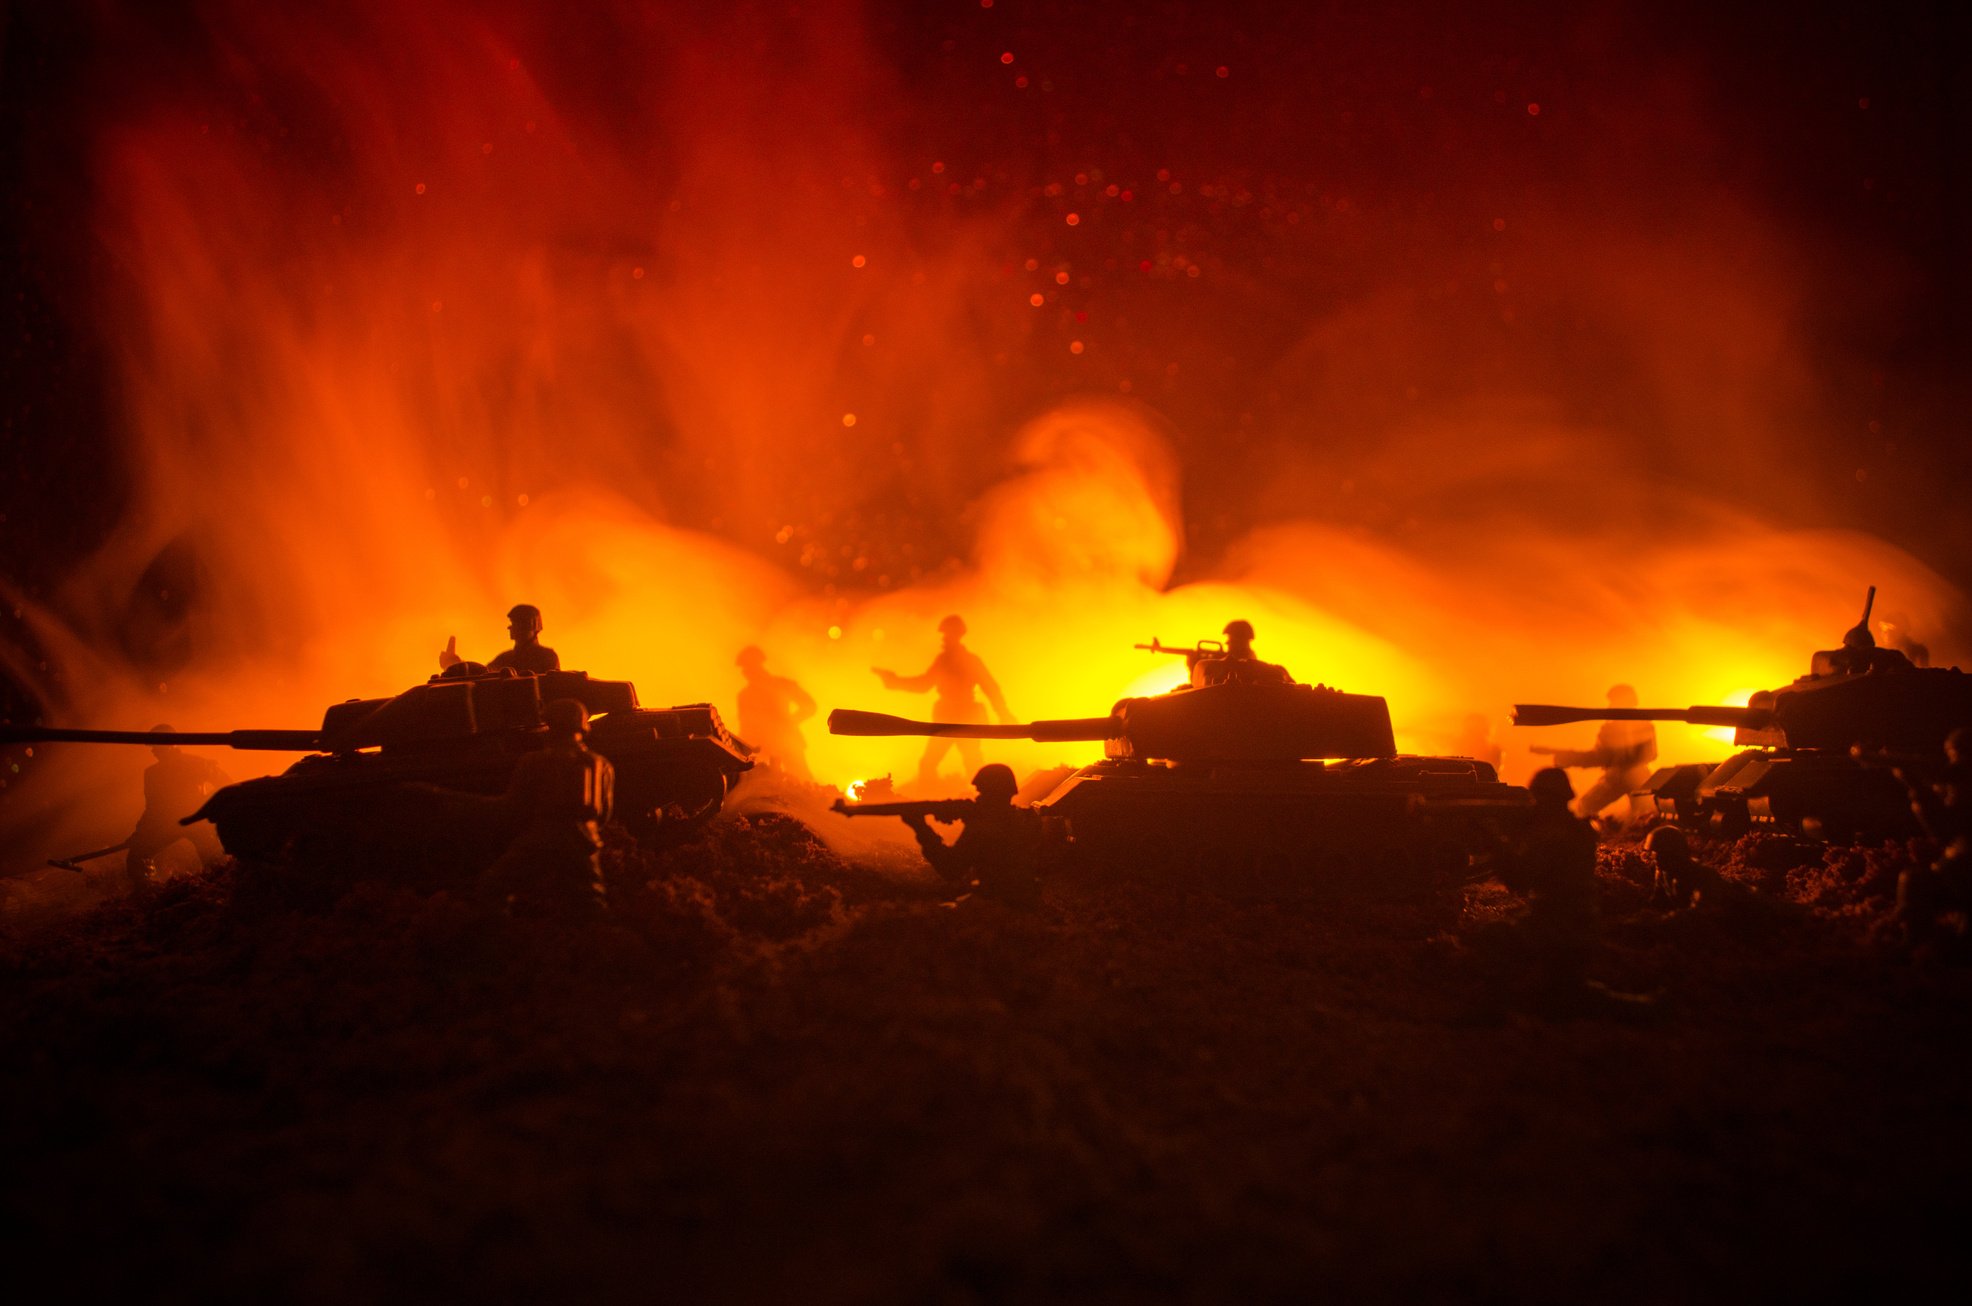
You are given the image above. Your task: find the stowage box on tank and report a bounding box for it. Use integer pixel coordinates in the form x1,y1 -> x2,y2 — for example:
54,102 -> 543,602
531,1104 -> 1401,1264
2,666 -> 751,870
831,649 -> 1527,883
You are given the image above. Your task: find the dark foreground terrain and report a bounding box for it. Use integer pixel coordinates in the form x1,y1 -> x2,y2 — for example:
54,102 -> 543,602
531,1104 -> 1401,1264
3,817 -> 1969,1303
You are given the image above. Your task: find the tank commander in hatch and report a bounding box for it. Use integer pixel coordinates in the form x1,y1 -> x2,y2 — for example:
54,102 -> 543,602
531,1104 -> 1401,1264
734,645 -> 818,782
874,614 -> 1014,790
125,725 -> 229,890
902,763 -> 1043,908
1192,619 -> 1293,687
1529,683 -> 1656,823
439,603 -> 561,675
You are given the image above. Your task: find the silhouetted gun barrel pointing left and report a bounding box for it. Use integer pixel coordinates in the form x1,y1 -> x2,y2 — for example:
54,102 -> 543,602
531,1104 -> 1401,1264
1511,704 -> 1773,731
829,797 -> 975,821
827,709 -> 1120,743
0,725 -> 323,751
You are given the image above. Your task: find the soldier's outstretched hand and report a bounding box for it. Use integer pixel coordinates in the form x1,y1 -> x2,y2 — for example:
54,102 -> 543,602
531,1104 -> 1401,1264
438,635 -> 462,671
873,667 -> 899,689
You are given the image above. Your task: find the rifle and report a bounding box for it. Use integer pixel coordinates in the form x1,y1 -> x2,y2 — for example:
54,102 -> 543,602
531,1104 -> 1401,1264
830,797 -> 974,823
1133,637 -> 1222,670
46,840 -> 131,872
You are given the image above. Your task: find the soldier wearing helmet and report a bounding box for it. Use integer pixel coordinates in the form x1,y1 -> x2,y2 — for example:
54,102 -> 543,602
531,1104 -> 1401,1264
123,725 -> 230,891
1529,683 -> 1656,823
1192,618 -> 1293,688
734,645 -> 818,782
902,763 -> 1042,907
1886,726 -> 1972,949
484,697 -> 614,916
1471,766 -> 1601,1007
873,614 -> 1015,790
438,603 -> 561,675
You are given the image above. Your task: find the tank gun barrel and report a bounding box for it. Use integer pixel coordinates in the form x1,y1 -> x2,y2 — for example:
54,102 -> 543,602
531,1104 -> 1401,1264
828,708 -> 1119,742
0,725 -> 323,751
1512,704 -> 1770,730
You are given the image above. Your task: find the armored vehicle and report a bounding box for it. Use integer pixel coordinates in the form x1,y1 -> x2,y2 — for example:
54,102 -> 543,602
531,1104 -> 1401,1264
2,666 -> 751,869
831,648 -> 1527,882
1513,589 -> 1972,838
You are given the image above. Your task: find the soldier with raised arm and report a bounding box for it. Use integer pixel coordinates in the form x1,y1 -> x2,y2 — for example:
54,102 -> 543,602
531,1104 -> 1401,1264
873,614 -> 1014,790
439,603 -> 561,675
1529,683 -> 1657,822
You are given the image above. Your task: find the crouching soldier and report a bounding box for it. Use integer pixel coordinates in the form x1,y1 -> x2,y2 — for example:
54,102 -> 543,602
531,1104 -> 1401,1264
485,698 -> 614,918
904,763 -> 1043,908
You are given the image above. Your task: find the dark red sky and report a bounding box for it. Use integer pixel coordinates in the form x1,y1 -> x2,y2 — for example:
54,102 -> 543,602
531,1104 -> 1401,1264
2,0 -> 1967,639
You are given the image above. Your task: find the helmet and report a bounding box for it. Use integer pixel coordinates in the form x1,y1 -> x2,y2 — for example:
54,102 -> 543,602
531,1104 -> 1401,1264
1223,619 -> 1255,642
736,645 -> 766,670
1606,684 -> 1638,709
938,614 -> 967,637
150,723 -> 176,735
1529,767 -> 1575,803
1947,726 -> 1971,766
971,763 -> 1018,799
1644,825 -> 1689,858
507,604 -> 544,633
542,698 -> 590,735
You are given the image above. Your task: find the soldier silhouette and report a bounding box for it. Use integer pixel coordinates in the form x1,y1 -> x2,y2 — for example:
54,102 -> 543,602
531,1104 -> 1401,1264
1192,619 -> 1293,687
734,645 -> 817,782
439,604 -> 561,675
902,763 -> 1043,907
484,698 -> 614,917
873,614 -> 1013,790
1529,683 -> 1657,821
125,725 -> 229,889
1473,767 -> 1601,1009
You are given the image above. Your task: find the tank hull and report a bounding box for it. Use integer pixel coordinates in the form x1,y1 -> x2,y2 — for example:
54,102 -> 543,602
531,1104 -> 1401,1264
198,702 -> 751,872
1630,750 -> 1916,840
1032,755 -> 1526,887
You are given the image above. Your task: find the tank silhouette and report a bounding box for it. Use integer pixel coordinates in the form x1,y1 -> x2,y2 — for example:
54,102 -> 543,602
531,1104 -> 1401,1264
830,653 -> 1527,880
1,667 -> 751,869
1513,589 -> 1972,838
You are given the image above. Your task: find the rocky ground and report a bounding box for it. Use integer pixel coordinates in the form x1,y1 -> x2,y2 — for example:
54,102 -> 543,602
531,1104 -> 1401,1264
3,816 -> 1969,1303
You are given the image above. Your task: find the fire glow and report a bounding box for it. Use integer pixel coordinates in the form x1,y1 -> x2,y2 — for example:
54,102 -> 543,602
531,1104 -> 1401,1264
0,1 -> 1961,866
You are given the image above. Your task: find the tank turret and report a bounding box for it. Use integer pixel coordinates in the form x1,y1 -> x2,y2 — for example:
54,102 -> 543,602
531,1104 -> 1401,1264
831,677 -> 1399,762
832,660 -> 1523,881
2,666 -> 751,870
1512,588 -> 1972,836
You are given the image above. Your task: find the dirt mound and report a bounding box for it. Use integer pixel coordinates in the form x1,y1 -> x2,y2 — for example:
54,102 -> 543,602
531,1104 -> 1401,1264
3,818 -> 1970,1301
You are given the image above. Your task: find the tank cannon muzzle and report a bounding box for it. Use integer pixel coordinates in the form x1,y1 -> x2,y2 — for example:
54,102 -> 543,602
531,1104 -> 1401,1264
0,725 -> 323,751
1512,704 -> 1770,730
827,708 -> 1120,743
